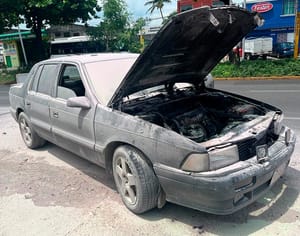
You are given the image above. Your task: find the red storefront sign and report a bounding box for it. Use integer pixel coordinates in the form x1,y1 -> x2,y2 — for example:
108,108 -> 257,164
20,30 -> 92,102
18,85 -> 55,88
251,2 -> 273,13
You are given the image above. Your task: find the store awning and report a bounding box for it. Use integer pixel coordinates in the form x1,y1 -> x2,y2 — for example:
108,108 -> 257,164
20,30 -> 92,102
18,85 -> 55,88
0,29 -> 47,41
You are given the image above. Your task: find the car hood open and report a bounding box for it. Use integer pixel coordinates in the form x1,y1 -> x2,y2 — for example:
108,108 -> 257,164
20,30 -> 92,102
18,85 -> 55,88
109,6 -> 263,106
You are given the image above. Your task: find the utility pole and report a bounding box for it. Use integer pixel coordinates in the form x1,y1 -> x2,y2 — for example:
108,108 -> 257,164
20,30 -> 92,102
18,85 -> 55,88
139,29 -> 145,52
18,26 -> 28,66
241,0 -> 247,60
294,0 -> 299,59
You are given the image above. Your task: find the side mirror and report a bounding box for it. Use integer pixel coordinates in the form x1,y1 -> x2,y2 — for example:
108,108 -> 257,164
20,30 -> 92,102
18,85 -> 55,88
67,96 -> 91,109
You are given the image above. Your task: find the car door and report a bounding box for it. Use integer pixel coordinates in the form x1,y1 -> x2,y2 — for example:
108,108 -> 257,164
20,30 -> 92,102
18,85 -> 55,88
49,63 -> 101,165
25,63 -> 59,141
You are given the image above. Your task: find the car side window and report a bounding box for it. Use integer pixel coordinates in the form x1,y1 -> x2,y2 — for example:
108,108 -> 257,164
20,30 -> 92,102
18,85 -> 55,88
57,64 -> 85,99
36,64 -> 58,95
30,65 -> 43,91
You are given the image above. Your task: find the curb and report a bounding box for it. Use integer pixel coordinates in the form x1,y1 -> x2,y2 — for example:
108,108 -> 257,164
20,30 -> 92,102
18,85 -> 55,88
0,81 -> 15,85
215,76 -> 300,81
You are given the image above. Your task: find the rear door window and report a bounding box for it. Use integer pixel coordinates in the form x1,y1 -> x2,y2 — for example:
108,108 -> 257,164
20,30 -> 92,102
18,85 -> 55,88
36,64 -> 58,96
30,65 -> 43,91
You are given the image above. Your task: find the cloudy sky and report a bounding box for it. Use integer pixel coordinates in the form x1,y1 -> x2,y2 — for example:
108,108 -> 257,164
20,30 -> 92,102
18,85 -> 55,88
18,0 -> 244,29
89,0 -> 177,26
124,0 -> 244,19
115,0 -> 243,26
126,0 -> 177,20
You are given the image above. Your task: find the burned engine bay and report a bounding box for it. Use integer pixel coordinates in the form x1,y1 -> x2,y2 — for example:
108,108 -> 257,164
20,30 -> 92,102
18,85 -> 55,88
121,86 -> 267,143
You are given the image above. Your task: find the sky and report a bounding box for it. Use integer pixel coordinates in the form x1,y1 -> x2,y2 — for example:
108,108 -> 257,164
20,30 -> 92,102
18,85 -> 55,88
126,0 -> 177,21
88,0 -> 178,27
19,0 -> 245,29
122,0 -> 244,26
124,0 -> 245,18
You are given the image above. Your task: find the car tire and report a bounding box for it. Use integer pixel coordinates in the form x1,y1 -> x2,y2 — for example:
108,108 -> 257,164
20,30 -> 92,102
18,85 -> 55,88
18,112 -> 46,149
112,145 -> 159,214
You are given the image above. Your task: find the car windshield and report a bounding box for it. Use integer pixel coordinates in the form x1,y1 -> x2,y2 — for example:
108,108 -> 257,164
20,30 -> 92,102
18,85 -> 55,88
281,42 -> 293,48
84,58 -> 138,105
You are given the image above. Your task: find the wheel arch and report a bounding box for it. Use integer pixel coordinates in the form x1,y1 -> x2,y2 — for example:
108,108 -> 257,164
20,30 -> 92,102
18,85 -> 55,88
16,108 -> 24,119
104,141 -> 154,175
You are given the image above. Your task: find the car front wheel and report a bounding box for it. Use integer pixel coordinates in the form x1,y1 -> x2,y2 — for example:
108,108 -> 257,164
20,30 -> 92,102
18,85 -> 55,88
112,145 -> 159,214
18,112 -> 46,149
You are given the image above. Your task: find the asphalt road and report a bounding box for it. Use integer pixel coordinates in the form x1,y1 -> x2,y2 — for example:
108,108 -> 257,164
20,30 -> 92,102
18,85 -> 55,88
215,79 -> 300,134
0,85 -> 10,115
0,80 -> 300,235
2,79 -> 299,129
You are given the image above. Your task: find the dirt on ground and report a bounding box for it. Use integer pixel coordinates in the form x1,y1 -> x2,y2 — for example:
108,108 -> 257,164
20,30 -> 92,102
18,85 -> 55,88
1,114 -> 300,236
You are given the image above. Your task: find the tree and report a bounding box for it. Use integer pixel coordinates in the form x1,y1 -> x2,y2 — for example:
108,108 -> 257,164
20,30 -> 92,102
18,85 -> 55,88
102,0 -> 130,51
0,0 -> 100,61
126,18 -> 146,53
88,0 -> 146,53
88,0 -> 130,52
145,0 -> 172,20
0,0 -> 22,33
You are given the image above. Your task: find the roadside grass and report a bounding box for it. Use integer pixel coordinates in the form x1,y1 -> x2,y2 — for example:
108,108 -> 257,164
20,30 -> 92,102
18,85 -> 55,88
212,58 -> 300,78
0,59 -> 299,84
0,70 -> 17,85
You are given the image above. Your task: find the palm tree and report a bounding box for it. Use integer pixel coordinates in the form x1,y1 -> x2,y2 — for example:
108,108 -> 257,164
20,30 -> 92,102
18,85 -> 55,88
145,0 -> 171,20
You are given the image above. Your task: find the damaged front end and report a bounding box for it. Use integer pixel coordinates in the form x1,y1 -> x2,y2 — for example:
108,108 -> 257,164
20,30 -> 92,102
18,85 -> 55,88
105,6 -> 295,214
121,84 -> 286,171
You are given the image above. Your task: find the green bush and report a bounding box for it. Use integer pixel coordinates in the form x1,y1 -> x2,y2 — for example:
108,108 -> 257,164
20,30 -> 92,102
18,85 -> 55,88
0,70 -> 17,84
212,59 -> 300,77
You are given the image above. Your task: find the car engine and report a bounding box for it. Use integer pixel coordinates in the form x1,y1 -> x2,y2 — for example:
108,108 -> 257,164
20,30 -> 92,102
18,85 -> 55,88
121,88 -> 266,143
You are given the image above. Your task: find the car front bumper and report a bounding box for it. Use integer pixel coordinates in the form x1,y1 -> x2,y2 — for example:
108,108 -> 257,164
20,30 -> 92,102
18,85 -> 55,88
154,127 -> 296,215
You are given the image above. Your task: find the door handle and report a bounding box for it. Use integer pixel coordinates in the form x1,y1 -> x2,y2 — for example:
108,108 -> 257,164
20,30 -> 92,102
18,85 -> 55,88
53,112 -> 59,118
26,102 -> 31,106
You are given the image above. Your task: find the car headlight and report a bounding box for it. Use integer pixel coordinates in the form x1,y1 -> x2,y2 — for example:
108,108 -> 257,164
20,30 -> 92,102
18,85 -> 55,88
209,145 -> 239,170
273,114 -> 284,135
181,153 -> 209,172
181,145 -> 239,172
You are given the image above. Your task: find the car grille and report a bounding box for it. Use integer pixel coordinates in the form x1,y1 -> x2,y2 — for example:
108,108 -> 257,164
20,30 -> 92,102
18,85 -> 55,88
238,131 -> 273,161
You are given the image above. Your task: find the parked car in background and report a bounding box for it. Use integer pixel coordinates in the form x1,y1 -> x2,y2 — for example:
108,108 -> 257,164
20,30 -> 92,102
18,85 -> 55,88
9,7 -> 295,215
271,42 -> 294,58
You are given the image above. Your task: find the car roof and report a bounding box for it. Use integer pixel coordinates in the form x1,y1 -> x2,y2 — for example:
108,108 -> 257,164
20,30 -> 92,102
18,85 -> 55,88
45,53 -> 140,64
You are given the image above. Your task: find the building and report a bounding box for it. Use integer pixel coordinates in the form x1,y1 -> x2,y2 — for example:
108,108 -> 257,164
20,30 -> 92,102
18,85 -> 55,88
246,0 -> 300,45
0,24 -> 95,68
177,0 -> 230,12
48,24 -> 88,40
0,42 -> 5,65
0,30 -> 46,69
48,24 -> 104,57
177,0 -> 300,56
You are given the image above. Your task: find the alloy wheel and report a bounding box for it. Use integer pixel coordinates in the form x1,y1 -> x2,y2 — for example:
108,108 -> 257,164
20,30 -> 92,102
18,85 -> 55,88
20,117 -> 32,146
114,155 -> 137,205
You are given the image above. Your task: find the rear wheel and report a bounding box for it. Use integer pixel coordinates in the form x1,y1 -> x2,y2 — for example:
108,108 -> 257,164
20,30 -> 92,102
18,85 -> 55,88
245,53 -> 251,60
112,145 -> 159,214
18,112 -> 46,149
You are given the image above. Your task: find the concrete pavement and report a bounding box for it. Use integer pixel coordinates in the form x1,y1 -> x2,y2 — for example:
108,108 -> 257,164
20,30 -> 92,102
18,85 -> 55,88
0,113 -> 299,236
0,79 -> 300,235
